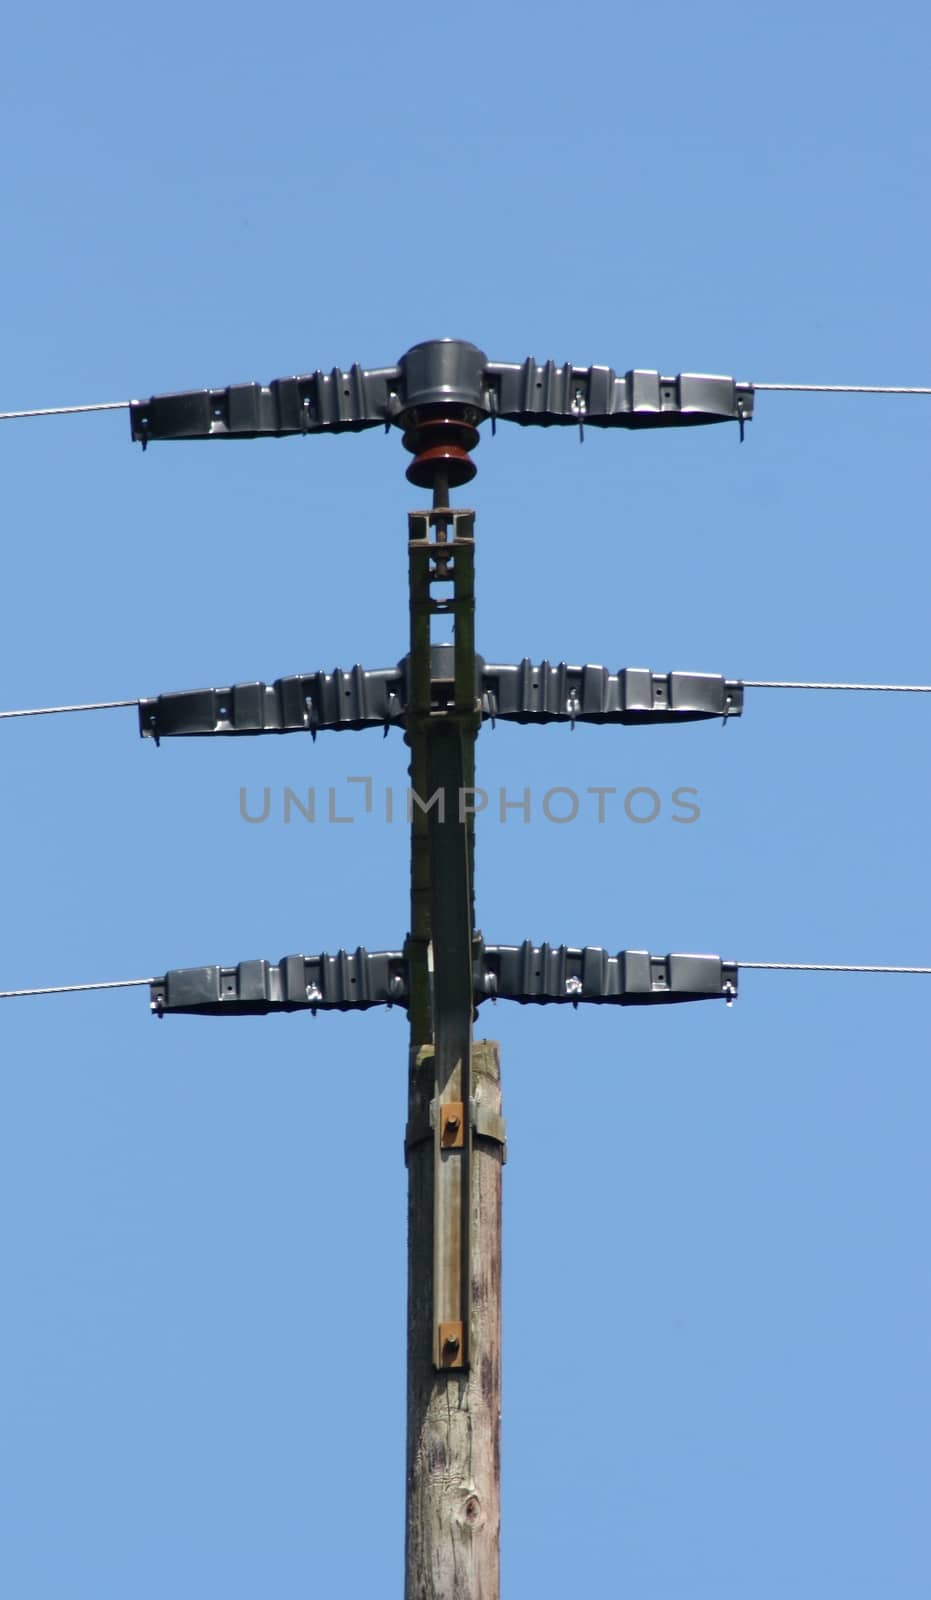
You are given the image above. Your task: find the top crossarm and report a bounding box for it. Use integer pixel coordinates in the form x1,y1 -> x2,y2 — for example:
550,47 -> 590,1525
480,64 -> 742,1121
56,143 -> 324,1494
128,338 -> 753,445
486,360 -> 751,429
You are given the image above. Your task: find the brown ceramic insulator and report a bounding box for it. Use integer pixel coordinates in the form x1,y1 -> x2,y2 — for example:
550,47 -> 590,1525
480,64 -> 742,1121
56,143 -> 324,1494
405,444 -> 477,489
402,414 -> 481,489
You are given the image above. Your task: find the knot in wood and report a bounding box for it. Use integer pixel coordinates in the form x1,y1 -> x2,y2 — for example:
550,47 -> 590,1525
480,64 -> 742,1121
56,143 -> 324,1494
458,1491 -> 484,1530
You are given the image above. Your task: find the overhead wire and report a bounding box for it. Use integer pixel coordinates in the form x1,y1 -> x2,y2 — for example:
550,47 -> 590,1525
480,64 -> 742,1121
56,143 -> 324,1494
0,699 -> 138,719
1,383 -> 930,427
0,978 -> 155,999
2,680 -> 931,723
742,680 -> 931,693
737,962 -> 931,974
3,963 -> 931,1001
0,401 -> 129,421
751,383 -> 931,394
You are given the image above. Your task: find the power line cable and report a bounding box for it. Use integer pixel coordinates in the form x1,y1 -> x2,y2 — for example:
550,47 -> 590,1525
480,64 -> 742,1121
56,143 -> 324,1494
0,699 -> 138,720
3,963 -> 931,1001
3,680 -> 931,724
738,962 -> 931,974
752,383 -> 931,394
1,384 -> 931,426
0,978 -> 154,999
0,401 -> 129,421
743,680 -> 931,693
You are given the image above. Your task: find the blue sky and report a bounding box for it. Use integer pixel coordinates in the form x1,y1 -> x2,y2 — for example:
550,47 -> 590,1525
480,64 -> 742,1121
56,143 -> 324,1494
1,4 -> 929,1596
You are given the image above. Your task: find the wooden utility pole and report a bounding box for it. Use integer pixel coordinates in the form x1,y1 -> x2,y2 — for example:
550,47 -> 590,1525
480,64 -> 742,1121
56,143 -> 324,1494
405,1039 -> 503,1599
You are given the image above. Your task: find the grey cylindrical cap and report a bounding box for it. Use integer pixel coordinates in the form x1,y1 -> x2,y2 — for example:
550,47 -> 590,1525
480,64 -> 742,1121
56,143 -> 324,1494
398,339 -> 488,414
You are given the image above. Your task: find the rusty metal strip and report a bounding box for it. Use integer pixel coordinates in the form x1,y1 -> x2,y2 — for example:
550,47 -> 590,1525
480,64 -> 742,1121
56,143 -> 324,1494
405,1098 -> 507,1161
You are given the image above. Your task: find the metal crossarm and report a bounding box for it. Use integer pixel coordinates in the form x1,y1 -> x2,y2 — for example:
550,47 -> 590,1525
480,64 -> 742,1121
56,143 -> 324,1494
482,663 -> 742,725
476,944 -> 738,1005
130,364 -> 400,443
138,666 -> 405,741
487,361 -> 752,429
138,657 -> 742,740
149,949 -> 408,1016
149,945 -> 737,1015
128,338 -> 753,445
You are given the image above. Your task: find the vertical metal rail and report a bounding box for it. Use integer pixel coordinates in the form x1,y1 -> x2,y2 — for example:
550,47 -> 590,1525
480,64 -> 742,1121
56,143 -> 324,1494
406,497 -> 479,1369
406,514 -> 435,1052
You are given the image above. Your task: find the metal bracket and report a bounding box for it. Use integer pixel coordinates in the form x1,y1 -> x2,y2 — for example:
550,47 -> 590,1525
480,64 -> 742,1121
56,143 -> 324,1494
404,1096 -> 508,1166
440,1102 -> 465,1148
138,659 -> 743,740
129,339 -> 753,443
471,1101 -> 508,1154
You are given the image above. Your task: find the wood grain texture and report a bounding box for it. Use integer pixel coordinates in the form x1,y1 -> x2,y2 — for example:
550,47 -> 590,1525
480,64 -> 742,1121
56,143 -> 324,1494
406,1040 -> 503,1600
